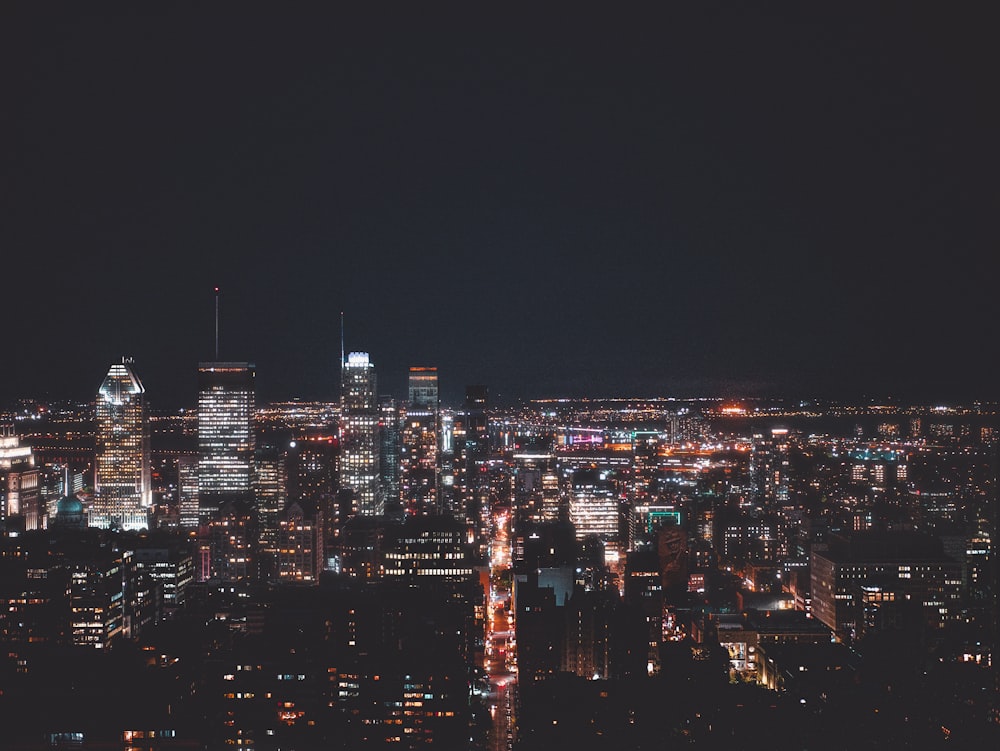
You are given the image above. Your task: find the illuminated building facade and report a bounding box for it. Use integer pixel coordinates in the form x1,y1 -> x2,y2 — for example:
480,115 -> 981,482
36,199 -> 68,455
92,358 -> 151,531
401,367 -> 439,515
381,514 -> 476,585
512,452 -> 560,524
340,352 -> 381,516
276,500 -> 324,583
1,424 -> 40,532
197,362 -> 256,524
568,468 -> 620,557
132,546 -> 194,617
751,428 -> 791,506
207,500 -> 257,582
70,550 -> 124,649
629,503 -> 682,551
378,396 -> 401,515
177,453 -> 200,530
810,531 -> 964,640
624,549 -> 664,675
462,385 -> 490,546
255,440 -> 288,558
408,366 -> 439,410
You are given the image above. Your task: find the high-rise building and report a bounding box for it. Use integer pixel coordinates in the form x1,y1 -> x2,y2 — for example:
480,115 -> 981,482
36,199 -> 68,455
401,367 -> 440,515
1,423 -> 40,532
438,409 -> 461,517
197,362 -> 256,524
69,546 -> 125,649
131,545 -> 195,617
378,396 -> 401,515
276,499 -> 324,584
91,358 -> 151,531
810,531 -> 963,640
177,454 -> 200,530
285,431 -> 336,549
340,352 -> 381,516
462,385 -> 490,545
206,500 -> 258,583
568,468 -> 620,566
255,439 -> 289,561
408,367 -> 439,410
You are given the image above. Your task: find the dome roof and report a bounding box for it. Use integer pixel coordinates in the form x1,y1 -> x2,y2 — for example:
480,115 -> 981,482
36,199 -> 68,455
56,495 -> 84,515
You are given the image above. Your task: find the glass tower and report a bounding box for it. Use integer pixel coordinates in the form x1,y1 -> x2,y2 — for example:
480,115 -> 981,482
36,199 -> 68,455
92,357 -> 151,531
401,367 -> 440,514
340,352 -> 381,515
407,366 -> 439,410
378,395 -> 401,514
197,362 -> 256,524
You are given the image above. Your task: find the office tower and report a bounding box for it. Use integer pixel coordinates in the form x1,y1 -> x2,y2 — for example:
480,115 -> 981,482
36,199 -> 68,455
512,451 -> 560,525
624,549 -> 665,675
255,439 -> 288,560
401,367 -> 440,515
69,547 -> 125,649
276,499 -> 324,583
378,396 -> 401,514
285,431 -> 336,549
177,454 -> 200,530
1,423 -> 40,532
131,545 -> 194,617
408,366 -> 439,410
197,362 -> 256,524
380,514 -> 478,589
340,352 -> 381,516
462,385 -> 490,544
568,468 -> 620,566
810,530 -> 963,641
629,503 -> 682,551
751,428 -> 791,506
438,409 -> 461,517
464,385 -> 488,446
91,358 -> 152,531
206,500 -> 258,582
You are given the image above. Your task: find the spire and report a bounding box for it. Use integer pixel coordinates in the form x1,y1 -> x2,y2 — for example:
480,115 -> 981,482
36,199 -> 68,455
214,286 -> 221,360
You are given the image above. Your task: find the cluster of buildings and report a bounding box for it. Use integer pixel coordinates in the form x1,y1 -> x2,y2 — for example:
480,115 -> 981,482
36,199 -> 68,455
1,363 -> 999,747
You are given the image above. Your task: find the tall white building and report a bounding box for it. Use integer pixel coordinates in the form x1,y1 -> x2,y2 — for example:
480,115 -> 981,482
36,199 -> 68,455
197,362 -> 256,523
340,352 -> 381,516
568,468 -> 620,566
92,358 -> 151,531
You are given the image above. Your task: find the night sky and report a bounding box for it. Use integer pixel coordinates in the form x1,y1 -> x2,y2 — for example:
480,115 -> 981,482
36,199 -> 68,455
2,4 -> 996,411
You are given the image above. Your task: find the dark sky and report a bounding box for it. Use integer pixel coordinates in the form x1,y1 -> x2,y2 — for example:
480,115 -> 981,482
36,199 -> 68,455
2,4 -> 996,410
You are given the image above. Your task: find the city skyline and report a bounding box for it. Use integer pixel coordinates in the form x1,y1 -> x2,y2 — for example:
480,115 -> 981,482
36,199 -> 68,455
2,4 -> 995,410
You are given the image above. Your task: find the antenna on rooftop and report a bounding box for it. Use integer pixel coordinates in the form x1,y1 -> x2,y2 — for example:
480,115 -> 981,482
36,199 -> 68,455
215,287 -> 220,360
340,311 -> 345,369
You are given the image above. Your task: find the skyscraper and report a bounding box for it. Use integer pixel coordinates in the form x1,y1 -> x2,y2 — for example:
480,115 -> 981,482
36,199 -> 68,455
197,362 -> 256,524
1,424 -> 42,533
401,367 -> 440,515
378,395 -> 401,515
408,366 -> 439,411
462,385 -> 490,543
340,352 -> 381,516
177,454 -> 200,530
91,358 -> 151,531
